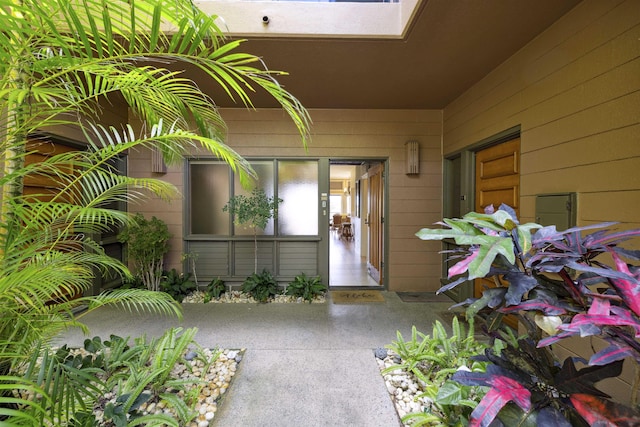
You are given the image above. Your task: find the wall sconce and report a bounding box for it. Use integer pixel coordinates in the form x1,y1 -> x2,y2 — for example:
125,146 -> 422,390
151,146 -> 167,174
343,182 -> 351,195
405,140 -> 419,175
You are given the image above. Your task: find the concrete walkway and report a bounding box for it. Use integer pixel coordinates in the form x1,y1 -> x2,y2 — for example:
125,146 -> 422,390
59,292 -> 454,427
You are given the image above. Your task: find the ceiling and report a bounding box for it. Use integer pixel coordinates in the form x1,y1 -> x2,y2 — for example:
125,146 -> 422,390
196,0 -> 581,110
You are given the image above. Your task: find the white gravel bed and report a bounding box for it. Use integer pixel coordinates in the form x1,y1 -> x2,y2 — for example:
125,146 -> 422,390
375,349 -> 439,426
21,347 -> 243,426
162,348 -> 243,427
182,290 -> 326,304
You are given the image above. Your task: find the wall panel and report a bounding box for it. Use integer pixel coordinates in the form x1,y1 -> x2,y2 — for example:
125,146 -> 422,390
131,108 -> 444,292
443,0 -> 639,404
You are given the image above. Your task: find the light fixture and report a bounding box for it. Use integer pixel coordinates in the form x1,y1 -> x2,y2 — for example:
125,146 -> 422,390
151,146 -> 166,174
405,140 -> 419,175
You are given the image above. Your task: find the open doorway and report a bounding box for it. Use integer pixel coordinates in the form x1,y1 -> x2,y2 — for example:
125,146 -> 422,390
329,160 -> 383,288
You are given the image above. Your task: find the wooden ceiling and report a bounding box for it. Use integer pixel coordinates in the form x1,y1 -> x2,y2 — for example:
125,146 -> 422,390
190,0 -> 581,110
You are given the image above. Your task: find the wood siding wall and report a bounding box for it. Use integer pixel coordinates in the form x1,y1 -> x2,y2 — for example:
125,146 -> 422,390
442,0 -> 639,404
129,108 -> 444,292
443,0 -> 640,230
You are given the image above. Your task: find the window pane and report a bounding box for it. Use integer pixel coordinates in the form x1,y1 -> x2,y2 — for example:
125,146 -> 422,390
233,161 -> 275,236
329,195 -> 342,217
278,160 -> 318,235
190,163 -> 229,235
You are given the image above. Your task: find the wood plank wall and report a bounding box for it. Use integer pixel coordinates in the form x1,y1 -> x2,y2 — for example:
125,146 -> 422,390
442,0 -> 640,404
443,0 -> 640,230
129,108 -> 444,292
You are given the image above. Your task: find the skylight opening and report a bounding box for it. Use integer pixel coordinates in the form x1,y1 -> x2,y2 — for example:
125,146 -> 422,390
196,0 -> 421,38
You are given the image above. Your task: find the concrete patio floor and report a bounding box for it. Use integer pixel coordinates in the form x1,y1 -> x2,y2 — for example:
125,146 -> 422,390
59,291 -> 455,427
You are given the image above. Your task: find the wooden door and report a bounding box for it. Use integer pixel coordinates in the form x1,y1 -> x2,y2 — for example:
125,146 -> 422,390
24,139 -> 125,296
367,163 -> 384,284
475,138 -> 520,214
24,139 -> 79,202
474,138 -> 520,312
24,139 -> 83,302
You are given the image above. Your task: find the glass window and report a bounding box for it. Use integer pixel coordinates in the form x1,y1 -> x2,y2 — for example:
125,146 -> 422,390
278,160 -> 318,236
329,195 -> 342,217
233,161 -> 275,236
190,162 -> 230,235
189,159 -> 319,236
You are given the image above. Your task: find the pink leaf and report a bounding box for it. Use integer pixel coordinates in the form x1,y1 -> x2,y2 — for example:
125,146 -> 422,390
570,394 -> 619,427
560,313 -> 639,336
588,296 -> 610,315
448,249 -> 479,278
608,250 -> 640,316
469,376 -> 531,427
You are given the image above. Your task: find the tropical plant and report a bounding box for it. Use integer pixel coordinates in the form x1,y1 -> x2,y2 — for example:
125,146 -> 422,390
182,251 -> 200,287
224,188 -> 283,274
118,214 -> 171,291
20,328 -> 208,426
204,277 -> 226,303
416,204 -> 640,426
0,0 -> 310,423
383,317 -> 489,426
160,268 -> 197,302
285,272 -> 326,302
242,269 -> 280,303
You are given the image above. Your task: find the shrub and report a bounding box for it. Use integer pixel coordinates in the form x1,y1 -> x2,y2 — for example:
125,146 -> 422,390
160,269 -> 197,303
118,214 -> 171,291
204,278 -> 226,303
416,204 -> 640,426
19,328 -> 210,426
285,273 -> 326,302
383,317 -> 489,426
241,269 -> 279,303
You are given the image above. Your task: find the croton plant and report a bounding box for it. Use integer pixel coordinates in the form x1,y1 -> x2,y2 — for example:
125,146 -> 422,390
416,204 -> 640,426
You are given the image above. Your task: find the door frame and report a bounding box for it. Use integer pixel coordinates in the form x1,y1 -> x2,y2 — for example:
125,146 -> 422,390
441,126 -> 520,302
320,157 -> 389,290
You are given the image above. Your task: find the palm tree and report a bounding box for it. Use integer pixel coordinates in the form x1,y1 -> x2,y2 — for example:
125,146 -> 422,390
0,0 -> 310,423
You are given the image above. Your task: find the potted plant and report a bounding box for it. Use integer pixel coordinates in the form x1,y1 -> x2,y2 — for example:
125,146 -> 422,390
415,204 -> 640,426
223,188 -> 282,274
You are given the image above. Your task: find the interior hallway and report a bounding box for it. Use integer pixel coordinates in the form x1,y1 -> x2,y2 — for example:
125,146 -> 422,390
329,227 -> 379,288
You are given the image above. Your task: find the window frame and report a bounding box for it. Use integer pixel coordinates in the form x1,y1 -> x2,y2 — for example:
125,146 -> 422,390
185,157 -> 320,238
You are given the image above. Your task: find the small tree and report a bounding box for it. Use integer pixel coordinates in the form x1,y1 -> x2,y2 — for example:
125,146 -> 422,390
224,188 -> 282,274
118,214 -> 171,291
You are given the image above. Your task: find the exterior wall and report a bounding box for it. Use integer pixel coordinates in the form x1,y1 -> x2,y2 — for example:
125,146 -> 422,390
443,0 -> 640,230
442,0 -> 639,405
130,108 -> 444,292
127,145 -> 185,271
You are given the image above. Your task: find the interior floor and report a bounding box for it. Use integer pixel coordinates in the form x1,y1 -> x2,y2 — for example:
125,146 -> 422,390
329,229 -> 379,288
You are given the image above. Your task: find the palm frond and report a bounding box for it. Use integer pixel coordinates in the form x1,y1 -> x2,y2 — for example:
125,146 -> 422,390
0,376 -> 48,423
81,288 -> 183,319
1,0 -> 310,146
0,0 -> 310,423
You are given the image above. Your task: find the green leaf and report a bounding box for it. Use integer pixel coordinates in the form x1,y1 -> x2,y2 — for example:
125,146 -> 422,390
463,236 -> 515,279
435,381 -> 466,405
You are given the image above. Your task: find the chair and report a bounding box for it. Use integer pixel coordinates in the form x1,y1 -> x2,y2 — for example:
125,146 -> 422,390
332,214 -> 342,233
341,216 -> 353,240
